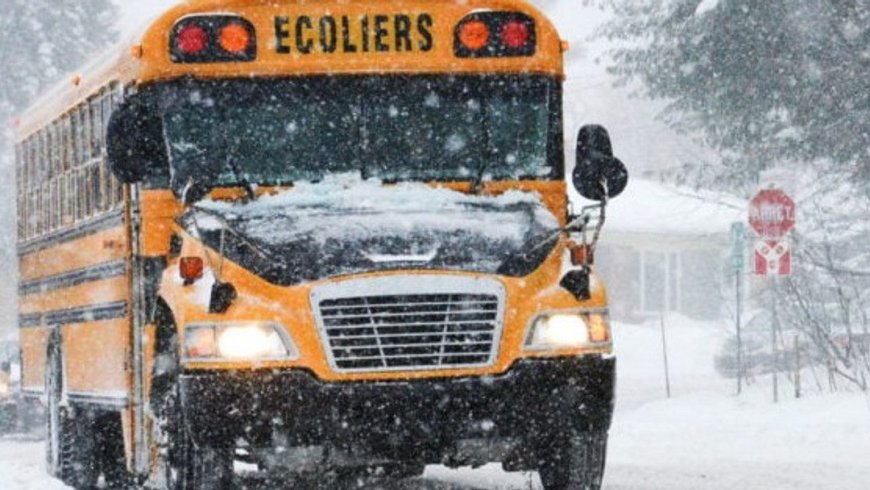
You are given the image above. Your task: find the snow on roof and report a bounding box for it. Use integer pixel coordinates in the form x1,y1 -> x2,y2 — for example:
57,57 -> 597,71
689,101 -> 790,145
600,179 -> 744,237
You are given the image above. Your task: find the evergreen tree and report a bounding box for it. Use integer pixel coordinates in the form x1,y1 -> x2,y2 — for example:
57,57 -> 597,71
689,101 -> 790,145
600,0 -> 870,389
0,0 -> 118,327
597,0 -> 869,189
0,0 -> 118,133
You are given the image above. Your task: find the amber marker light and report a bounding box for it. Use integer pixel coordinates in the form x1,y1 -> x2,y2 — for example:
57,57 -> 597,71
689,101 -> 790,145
185,327 -> 217,359
219,23 -> 251,54
569,243 -> 593,266
586,313 -> 611,343
459,20 -> 490,51
179,257 -> 204,285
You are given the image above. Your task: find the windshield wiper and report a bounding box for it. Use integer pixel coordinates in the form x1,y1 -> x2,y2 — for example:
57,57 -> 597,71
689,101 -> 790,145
189,206 -> 272,263
224,146 -> 257,200
495,209 -> 603,276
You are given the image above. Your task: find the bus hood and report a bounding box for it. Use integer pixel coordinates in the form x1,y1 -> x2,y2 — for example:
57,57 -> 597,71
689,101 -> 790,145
182,175 -> 561,286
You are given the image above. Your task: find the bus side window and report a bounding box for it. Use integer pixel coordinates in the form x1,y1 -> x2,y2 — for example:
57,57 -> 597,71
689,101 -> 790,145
53,123 -> 62,180
31,188 -> 39,238
105,90 -> 122,209
15,143 -> 24,241
26,137 -> 34,238
80,168 -> 88,221
24,139 -> 31,239
46,126 -> 54,181
33,186 -> 39,237
90,96 -> 102,164
68,170 -> 77,225
44,181 -> 51,235
58,174 -> 63,230
36,131 -> 44,184
59,166 -> 66,227
70,111 -> 79,171
38,182 -> 45,236
101,91 -> 112,210
18,142 -> 25,233
90,164 -> 101,217
84,102 -> 94,164
84,167 -> 93,219
61,116 -> 71,174
50,178 -> 58,231
77,108 -> 87,168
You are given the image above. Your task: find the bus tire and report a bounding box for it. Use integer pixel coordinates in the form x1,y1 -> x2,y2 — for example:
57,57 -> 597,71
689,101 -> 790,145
95,411 -> 133,489
59,409 -> 100,489
539,428 -> 608,490
157,386 -> 234,490
152,306 -> 233,490
45,336 -> 63,476
45,337 -> 100,489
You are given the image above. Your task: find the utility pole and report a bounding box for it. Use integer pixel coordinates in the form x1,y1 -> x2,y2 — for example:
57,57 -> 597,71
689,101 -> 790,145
660,311 -> 671,399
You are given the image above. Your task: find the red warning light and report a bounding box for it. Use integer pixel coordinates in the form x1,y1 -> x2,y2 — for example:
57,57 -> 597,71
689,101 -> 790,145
500,20 -> 530,49
176,24 -> 208,55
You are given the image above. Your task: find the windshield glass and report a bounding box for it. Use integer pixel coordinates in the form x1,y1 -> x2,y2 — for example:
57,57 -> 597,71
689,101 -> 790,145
184,175 -> 560,286
158,75 -> 561,191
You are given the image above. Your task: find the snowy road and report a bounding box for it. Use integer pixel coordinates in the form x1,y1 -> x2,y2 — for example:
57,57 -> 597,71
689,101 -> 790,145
3,320 -> 870,489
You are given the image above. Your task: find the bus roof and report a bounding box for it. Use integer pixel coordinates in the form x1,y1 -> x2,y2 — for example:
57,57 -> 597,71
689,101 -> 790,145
15,0 -> 564,140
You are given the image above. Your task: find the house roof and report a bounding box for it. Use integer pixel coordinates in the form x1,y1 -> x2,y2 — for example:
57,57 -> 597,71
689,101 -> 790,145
596,179 -> 745,237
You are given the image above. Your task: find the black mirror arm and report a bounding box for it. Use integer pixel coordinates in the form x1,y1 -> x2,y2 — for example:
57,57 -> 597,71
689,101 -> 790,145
567,198 -> 607,261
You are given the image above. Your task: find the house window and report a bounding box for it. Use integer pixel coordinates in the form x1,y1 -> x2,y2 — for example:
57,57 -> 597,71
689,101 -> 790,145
640,251 -> 681,314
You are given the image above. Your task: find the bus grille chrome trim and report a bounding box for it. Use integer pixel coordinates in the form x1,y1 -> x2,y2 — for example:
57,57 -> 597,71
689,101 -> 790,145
311,276 -> 505,373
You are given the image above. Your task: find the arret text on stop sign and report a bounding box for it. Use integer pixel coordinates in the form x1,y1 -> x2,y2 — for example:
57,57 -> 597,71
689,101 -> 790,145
749,189 -> 795,238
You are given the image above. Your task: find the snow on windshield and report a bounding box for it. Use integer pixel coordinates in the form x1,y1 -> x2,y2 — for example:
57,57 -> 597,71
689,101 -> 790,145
196,173 -> 560,248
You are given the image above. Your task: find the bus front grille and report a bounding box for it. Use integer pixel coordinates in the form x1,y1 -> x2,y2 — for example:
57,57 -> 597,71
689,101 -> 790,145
312,276 -> 505,373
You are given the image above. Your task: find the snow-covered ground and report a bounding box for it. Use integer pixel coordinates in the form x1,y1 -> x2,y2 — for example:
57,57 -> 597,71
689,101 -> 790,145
3,316 -> 870,489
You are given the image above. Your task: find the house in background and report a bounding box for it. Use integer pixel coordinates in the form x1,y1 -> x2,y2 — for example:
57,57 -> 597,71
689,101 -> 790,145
590,180 -> 744,323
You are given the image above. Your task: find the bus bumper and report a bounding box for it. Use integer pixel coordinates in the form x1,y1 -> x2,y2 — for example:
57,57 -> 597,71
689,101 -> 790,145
178,356 -> 615,467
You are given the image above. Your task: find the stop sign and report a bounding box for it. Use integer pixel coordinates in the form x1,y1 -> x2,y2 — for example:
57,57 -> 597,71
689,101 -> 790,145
749,189 -> 795,238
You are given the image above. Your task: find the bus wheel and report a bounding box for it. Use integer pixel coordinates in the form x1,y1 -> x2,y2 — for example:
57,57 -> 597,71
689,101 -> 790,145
95,411 -> 133,488
59,410 -> 99,489
45,339 -> 99,489
538,429 -> 608,490
45,339 -> 63,476
156,385 -> 234,490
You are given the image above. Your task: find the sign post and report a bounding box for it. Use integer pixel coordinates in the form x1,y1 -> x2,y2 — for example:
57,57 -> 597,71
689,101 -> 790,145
730,222 -> 745,395
749,189 -> 795,403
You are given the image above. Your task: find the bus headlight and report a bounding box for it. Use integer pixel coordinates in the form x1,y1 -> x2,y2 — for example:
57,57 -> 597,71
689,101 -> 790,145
0,378 -> 8,396
184,322 -> 298,361
525,312 -> 610,350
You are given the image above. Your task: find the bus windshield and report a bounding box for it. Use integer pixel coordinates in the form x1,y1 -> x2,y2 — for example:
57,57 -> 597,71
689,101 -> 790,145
158,75 -> 561,191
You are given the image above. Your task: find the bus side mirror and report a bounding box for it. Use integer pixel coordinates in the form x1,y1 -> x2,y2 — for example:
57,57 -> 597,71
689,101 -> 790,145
107,94 -> 168,184
573,125 -> 629,201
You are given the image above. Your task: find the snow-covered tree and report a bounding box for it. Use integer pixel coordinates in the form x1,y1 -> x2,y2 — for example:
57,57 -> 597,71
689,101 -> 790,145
0,1 -> 118,131
0,0 -> 118,326
596,0 -> 869,191
598,0 -> 870,389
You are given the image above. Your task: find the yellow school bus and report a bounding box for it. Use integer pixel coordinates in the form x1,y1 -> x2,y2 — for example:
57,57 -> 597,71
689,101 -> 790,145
15,1 -> 628,489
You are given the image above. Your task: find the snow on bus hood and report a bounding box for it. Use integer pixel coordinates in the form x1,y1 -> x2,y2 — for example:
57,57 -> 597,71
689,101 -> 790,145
186,174 -> 560,286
